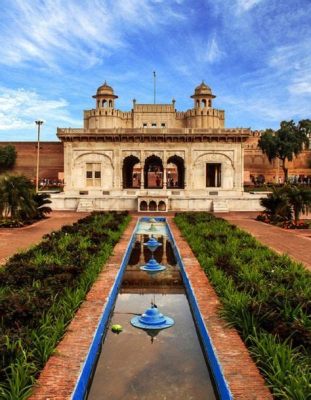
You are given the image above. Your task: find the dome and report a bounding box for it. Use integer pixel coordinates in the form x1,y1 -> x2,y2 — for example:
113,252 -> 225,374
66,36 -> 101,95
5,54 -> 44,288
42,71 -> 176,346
93,81 -> 118,98
191,81 -> 215,98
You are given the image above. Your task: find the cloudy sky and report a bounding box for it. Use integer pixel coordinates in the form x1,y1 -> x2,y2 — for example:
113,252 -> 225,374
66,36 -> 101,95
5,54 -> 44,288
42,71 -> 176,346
0,0 -> 310,140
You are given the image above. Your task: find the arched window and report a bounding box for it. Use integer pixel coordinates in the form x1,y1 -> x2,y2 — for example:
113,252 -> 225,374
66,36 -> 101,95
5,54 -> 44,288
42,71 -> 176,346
109,100 -> 113,107
122,155 -> 141,188
201,99 -> 207,108
208,99 -> 212,107
196,100 -> 200,108
102,99 -> 107,108
167,155 -> 185,189
144,155 -> 163,189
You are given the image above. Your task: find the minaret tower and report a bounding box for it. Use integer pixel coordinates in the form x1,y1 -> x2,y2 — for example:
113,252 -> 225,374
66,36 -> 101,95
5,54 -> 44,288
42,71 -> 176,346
92,81 -> 118,109
191,81 -> 216,109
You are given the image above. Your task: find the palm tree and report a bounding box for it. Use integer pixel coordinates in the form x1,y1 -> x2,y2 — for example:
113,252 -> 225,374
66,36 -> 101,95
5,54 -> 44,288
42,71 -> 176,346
0,175 -> 36,220
260,186 -> 292,222
285,185 -> 311,224
33,192 -> 52,219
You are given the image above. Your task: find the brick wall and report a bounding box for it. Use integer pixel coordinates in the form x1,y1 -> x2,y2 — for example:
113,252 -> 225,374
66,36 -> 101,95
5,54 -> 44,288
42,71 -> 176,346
0,142 -> 64,180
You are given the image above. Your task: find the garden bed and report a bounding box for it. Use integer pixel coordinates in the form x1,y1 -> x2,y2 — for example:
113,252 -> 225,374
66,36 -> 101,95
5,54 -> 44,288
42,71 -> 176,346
0,211 -> 130,399
175,212 -> 311,400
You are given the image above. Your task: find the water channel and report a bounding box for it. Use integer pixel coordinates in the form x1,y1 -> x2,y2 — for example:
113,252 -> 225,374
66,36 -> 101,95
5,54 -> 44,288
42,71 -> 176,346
86,219 -> 218,400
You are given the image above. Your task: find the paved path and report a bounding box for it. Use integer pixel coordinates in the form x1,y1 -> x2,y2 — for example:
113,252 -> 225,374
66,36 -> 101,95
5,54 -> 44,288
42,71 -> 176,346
216,212 -> 311,271
0,211 -> 88,265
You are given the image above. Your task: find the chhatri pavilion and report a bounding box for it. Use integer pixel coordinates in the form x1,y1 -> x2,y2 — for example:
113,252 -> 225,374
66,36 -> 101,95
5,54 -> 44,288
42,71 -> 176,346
53,81 -> 262,212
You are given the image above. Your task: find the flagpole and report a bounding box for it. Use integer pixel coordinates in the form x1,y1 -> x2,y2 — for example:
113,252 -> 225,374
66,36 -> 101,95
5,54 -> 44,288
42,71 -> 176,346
153,71 -> 156,104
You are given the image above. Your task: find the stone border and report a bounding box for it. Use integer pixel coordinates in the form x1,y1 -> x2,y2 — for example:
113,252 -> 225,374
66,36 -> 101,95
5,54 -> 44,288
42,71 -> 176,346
168,217 -> 272,399
29,215 -> 272,399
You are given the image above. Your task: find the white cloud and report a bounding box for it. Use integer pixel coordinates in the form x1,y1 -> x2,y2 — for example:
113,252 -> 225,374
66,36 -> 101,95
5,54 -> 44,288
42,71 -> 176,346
0,0 -> 184,69
236,0 -> 264,12
0,87 -> 79,131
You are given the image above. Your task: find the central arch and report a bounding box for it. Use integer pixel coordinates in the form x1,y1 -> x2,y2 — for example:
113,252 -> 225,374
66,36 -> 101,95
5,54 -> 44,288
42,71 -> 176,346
123,155 -> 141,188
167,155 -> 185,188
144,155 -> 163,189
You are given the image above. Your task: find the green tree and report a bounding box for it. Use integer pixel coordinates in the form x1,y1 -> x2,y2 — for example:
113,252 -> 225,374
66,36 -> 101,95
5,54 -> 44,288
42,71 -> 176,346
258,119 -> 310,182
260,186 -> 292,222
0,145 -> 17,173
33,192 -> 52,219
0,175 -> 36,220
285,185 -> 311,224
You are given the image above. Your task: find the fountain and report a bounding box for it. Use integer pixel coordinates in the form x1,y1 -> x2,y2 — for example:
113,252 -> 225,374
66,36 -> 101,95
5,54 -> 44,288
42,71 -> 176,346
140,237 -> 166,272
131,303 -> 174,332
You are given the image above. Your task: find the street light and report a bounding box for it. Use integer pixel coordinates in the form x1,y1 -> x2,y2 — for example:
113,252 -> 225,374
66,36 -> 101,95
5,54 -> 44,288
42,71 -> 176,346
35,120 -> 44,192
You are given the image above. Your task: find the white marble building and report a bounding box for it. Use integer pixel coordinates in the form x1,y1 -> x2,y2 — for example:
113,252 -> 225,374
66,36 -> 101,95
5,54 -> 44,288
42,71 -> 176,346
52,82 -> 263,212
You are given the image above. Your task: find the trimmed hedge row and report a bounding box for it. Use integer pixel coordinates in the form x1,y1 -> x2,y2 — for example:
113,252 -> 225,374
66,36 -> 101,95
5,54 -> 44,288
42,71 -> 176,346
0,211 -> 130,399
175,212 -> 311,400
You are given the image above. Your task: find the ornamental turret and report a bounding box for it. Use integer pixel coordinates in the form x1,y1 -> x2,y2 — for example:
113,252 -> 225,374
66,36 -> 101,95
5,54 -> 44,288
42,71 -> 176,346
191,81 -> 216,109
92,81 -> 118,109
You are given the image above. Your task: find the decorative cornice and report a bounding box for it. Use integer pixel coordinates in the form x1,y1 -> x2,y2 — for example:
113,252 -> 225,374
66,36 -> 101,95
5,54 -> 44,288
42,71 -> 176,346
57,128 -> 251,143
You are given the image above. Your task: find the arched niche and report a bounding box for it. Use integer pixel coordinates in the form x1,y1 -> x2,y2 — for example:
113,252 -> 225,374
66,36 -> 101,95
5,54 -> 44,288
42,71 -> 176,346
193,153 -> 234,189
149,200 -> 157,211
167,155 -> 185,189
73,152 -> 113,189
144,155 -> 163,189
123,155 -> 141,188
140,200 -> 147,211
158,201 -> 166,211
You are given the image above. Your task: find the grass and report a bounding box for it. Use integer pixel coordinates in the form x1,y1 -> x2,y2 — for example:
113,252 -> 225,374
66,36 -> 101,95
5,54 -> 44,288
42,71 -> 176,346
175,212 -> 311,400
0,211 -> 130,399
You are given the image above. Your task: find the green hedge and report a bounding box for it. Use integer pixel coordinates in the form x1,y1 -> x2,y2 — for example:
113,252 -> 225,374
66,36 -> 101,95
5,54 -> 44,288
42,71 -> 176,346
0,211 -> 130,399
175,212 -> 311,400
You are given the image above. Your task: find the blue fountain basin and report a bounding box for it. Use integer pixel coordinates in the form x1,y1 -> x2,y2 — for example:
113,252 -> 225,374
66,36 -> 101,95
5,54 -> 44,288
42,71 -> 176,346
131,307 -> 174,330
140,258 -> 166,272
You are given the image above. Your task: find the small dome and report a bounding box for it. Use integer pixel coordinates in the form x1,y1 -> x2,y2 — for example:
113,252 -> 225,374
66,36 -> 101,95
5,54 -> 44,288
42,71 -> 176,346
93,81 -> 118,98
191,81 -> 215,98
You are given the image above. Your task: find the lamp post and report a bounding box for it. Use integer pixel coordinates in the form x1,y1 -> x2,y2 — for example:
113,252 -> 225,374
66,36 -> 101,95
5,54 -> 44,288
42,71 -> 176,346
35,120 -> 44,192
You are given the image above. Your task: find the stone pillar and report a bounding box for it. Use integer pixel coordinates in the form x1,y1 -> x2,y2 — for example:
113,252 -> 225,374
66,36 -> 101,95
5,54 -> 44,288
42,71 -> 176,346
163,164 -> 167,189
140,153 -> 145,189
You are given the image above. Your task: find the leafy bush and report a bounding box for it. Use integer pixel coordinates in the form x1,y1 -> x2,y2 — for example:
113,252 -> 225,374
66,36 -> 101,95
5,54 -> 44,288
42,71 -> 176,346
175,212 -> 311,399
0,211 -> 130,399
0,145 -> 17,173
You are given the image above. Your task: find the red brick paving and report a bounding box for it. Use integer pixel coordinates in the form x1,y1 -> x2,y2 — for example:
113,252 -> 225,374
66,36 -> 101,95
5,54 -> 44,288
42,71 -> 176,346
216,212 -> 311,271
0,211 -> 88,265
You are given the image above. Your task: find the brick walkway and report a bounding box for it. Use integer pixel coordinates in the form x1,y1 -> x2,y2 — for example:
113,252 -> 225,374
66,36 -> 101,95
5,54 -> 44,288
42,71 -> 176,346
0,211 -> 88,265
216,212 -> 311,271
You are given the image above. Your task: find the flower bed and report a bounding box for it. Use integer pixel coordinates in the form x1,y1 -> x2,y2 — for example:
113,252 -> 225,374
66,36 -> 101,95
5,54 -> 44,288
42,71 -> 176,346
175,212 -> 311,400
0,211 -> 130,399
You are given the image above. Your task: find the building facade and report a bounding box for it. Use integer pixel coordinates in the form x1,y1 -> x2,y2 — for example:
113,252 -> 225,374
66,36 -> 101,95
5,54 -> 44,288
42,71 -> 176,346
52,82 -> 265,212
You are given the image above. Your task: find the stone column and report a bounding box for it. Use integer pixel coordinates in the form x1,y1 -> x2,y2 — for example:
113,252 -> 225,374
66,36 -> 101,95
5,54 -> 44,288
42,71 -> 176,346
140,153 -> 145,190
163,163 -> 167,189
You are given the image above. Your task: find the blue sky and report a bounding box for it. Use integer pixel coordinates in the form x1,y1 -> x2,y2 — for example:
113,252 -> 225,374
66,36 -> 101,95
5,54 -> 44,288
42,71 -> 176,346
0,0 -> 310,141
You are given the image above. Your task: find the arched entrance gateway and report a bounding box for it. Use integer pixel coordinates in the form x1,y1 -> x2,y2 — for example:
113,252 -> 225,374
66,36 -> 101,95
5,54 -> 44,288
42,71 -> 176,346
167,155 -> 185,189
122,155 -> 141,188
144,155 -> 163,189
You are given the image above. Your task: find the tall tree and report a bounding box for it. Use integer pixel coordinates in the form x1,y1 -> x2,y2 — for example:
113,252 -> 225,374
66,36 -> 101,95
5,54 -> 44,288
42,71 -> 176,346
0,145 -> 17,173
258,119 -> 310,182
